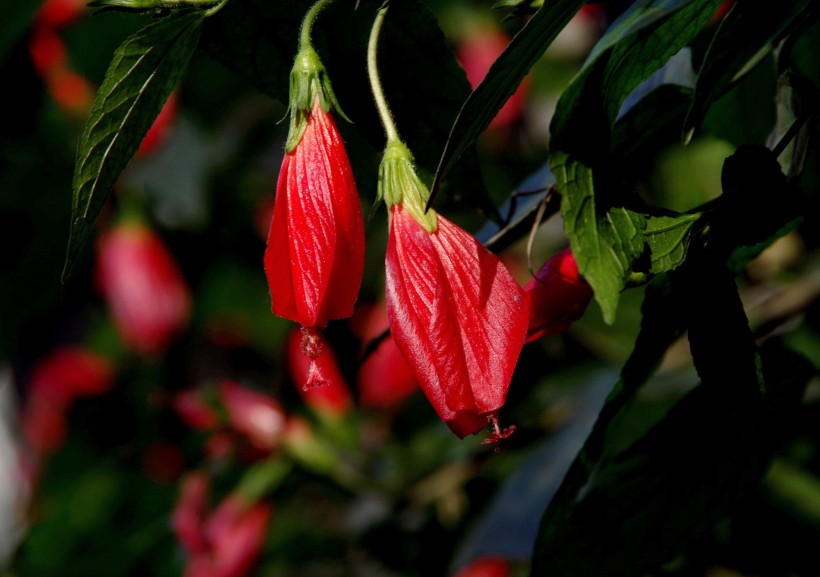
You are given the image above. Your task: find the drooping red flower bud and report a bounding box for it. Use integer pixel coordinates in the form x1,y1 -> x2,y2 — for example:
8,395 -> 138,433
264,4 -> 364,389
217,381 -> 286,453
351,301 -> 418,411
452,557 -> 512,577
370,12 -> 527,442
385,204 -> 528,439
95,219 -> 191,355
264,101 -> 363,328
286,328 -> 352,417
524,248 -> 593,343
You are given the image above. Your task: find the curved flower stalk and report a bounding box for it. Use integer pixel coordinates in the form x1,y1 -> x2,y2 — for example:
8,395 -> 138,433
524,247 -> 593,342
264,0 -> 364,388
368,8 -> 528,441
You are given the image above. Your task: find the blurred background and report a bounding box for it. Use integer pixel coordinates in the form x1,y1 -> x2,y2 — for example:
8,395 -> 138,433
1,0 -> 819,576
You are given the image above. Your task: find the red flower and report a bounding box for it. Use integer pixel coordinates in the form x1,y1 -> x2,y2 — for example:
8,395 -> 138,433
286,328 -> 352,417
264,99 -> 363,388
264,10 -> 364,388
264,101 -> 363,330
96,219 -> 192,355
386,203 -> 528,439
524,248 -> 593,343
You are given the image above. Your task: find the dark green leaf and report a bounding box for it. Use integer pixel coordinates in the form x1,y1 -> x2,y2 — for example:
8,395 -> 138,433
63,10 -> 204,282
644,212 -> 700,273
553,151 -> 645,323
531,342 -> 810,577
430,0 -> 587,197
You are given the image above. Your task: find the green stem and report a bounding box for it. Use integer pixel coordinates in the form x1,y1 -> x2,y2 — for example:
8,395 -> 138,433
367,5 -> 400,143
204,0 -> 230,17
300,0 -> 335,50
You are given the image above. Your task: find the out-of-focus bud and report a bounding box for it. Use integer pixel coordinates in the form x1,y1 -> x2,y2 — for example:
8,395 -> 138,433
217,381 -> 285,453
286,328 -> 352,418
351,302 -> 417,411
452,557 -> 512,577
524,248 -> 593,343
95,218 -> 192,355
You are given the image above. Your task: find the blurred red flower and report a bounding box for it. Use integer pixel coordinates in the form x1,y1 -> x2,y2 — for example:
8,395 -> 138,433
95,219 -> 192,355
524,248 -> 593,343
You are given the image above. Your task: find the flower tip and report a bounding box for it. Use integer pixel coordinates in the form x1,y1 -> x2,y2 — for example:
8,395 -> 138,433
303,359 -> 329,390
482,414 -> 516,452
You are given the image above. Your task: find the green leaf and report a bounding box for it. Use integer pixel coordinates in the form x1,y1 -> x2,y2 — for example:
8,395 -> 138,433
552,152 -> 645,324
200,0 -> 498,219
63,10 -> 204,282
644,212 -> 700,273
430,0 -> 588,197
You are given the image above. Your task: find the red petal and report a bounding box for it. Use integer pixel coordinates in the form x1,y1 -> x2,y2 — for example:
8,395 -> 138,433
386,205 -> 528,438
524,248 -> 593,342
264,105 -> 363,327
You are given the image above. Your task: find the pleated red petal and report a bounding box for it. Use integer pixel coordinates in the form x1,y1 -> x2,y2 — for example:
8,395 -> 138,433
264,104 -> 364,328
385,205 -> 528,438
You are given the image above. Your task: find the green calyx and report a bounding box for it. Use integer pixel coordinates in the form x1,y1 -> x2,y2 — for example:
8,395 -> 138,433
285,45 -> 349,152
378,140 -> 438,233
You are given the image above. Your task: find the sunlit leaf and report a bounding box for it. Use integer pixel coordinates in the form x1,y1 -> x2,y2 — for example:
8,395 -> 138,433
645,213 -> 700,273
552,152 -> 645,323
